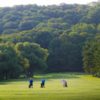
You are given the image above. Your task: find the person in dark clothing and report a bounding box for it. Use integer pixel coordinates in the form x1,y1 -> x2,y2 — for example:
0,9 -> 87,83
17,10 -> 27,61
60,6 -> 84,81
41,79 -> 45,88
29,78 -> 33,88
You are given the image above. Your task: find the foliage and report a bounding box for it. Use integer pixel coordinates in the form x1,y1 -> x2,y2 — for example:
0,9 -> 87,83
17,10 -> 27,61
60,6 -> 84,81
0,3 -> 100,78
15,42 -> 48,77
83,34 -> 100,77
0,43 -> 22,79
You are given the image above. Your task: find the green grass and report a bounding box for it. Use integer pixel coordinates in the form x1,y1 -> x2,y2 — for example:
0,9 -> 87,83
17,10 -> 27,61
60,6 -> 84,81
0,73 -> 100,100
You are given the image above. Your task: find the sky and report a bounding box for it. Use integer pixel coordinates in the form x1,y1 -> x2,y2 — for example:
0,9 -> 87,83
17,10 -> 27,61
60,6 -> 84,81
0,0 -> 99,7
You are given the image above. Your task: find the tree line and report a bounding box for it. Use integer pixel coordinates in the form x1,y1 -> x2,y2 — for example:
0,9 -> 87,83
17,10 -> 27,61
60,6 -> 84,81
0,3 -> 100,79
0,42 -> 48,79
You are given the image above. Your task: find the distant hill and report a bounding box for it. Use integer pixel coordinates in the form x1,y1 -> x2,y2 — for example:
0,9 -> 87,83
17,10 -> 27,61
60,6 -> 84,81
0,4 -> 88,34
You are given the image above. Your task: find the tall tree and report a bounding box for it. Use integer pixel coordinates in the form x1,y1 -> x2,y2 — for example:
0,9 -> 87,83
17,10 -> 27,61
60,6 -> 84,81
15,42 -> 48,77
0,43 -> 22,80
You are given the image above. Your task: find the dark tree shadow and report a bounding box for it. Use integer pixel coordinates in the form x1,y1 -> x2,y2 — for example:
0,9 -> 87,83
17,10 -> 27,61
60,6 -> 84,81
0,72 -> 85,85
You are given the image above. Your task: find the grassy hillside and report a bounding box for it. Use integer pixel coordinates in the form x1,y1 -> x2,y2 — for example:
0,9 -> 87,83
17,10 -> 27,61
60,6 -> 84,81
0,73 -> 100,100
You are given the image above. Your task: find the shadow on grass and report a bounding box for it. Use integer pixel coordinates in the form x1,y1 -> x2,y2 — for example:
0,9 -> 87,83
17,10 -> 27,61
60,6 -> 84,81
0,78 -> 29,85
0,72 -> 84,85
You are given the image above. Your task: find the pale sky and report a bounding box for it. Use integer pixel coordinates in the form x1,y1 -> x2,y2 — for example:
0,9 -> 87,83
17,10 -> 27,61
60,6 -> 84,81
0,0 -> 99,7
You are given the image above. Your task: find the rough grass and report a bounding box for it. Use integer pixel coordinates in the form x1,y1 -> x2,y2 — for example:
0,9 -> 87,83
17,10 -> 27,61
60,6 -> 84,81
0,73 -> 100,100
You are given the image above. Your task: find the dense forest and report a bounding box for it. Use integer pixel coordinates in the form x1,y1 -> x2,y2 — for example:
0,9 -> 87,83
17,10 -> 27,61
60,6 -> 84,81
0,2 -> 100,79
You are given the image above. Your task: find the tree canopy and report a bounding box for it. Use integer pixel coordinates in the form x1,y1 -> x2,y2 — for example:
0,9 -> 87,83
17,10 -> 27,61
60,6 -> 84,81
0,2 -> 100,79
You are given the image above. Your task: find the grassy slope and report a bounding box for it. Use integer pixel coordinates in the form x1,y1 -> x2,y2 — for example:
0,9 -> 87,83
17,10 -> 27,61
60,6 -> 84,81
0,73 -> 100,100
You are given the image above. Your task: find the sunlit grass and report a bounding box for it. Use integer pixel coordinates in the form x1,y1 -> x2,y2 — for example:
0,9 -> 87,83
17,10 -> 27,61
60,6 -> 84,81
0,73 -> 100,100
